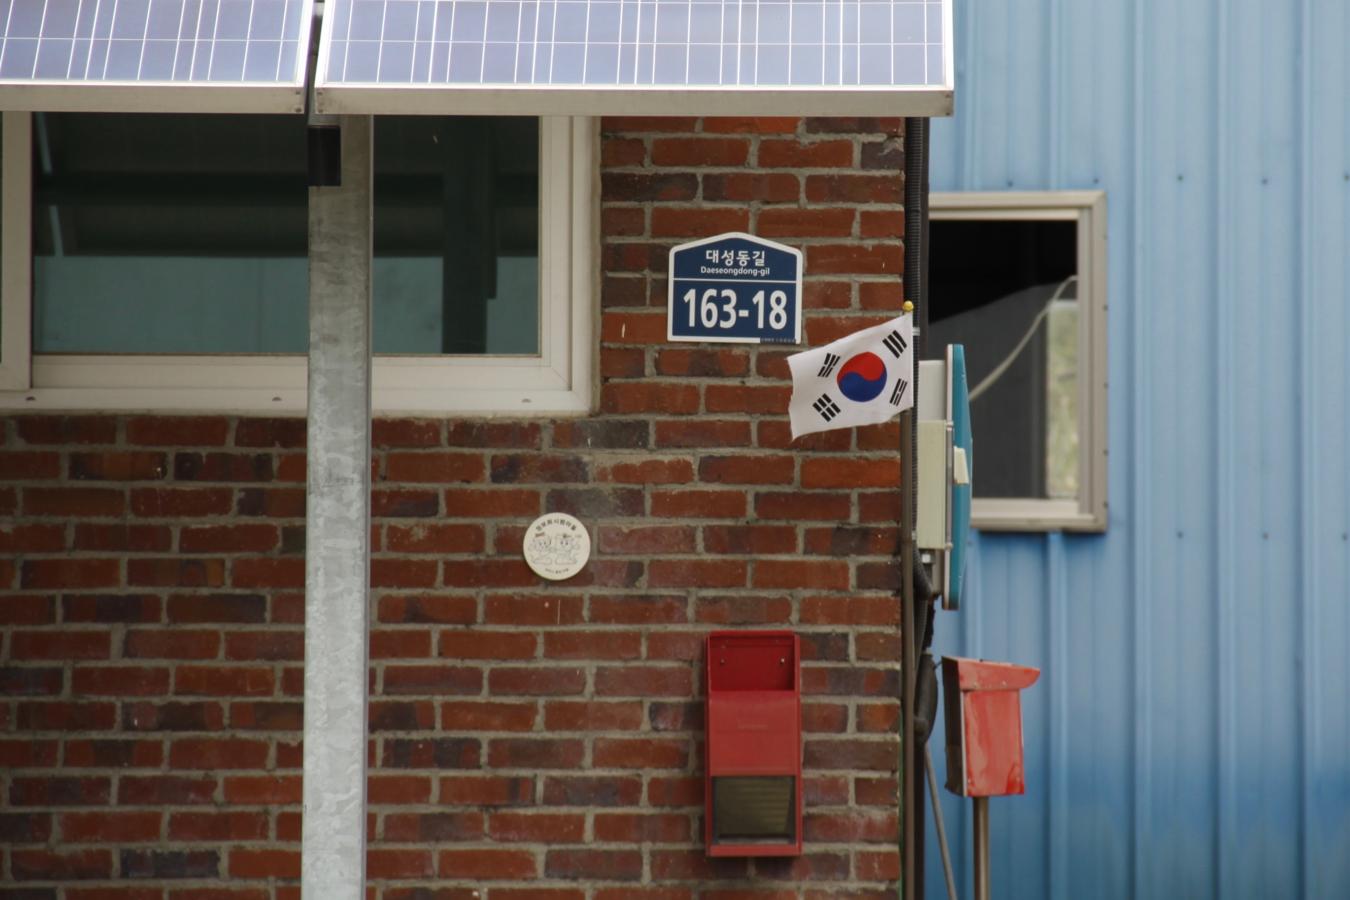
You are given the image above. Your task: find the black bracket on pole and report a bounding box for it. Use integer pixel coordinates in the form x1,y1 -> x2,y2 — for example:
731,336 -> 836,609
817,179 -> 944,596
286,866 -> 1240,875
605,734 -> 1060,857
307,125 -> 342,188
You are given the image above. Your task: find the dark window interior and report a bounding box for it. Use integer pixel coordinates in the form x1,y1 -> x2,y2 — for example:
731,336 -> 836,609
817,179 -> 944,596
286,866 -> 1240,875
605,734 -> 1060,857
31,113 -> 538,355
926,218 -> 1077,499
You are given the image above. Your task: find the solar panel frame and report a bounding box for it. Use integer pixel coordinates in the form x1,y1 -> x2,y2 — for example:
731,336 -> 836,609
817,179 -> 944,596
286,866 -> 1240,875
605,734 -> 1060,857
0,0 -> 316,113
314,0 -> 953,117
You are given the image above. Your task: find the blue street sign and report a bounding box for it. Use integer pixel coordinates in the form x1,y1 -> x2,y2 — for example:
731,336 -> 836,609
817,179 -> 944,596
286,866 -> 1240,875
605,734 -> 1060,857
667,232 -> 802,344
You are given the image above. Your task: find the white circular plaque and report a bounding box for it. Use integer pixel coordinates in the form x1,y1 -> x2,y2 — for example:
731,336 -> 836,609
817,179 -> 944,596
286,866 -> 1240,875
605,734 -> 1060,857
522,513 -> 591,581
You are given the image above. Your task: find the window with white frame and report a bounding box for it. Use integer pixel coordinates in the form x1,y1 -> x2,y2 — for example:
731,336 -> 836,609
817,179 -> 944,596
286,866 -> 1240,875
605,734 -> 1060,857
0,111 -> 595,414
927,192 -> 1107,531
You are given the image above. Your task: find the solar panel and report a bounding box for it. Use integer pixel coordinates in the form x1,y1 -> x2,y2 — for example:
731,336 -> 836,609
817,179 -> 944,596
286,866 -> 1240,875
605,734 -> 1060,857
0,0 -> 315,113
316,0 -> 952,117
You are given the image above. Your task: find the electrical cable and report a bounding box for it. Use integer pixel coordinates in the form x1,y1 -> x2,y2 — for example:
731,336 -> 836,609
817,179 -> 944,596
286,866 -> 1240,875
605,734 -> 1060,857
967,275 -> 1078,403
925,744 -> 959,900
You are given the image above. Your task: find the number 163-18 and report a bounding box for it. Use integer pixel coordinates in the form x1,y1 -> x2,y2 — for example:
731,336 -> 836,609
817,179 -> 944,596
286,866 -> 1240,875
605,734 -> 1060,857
681,287 -> 789,330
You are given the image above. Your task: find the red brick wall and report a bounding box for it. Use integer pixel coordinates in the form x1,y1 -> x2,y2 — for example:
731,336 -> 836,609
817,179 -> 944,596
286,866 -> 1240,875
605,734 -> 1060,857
0,115 -> 906,898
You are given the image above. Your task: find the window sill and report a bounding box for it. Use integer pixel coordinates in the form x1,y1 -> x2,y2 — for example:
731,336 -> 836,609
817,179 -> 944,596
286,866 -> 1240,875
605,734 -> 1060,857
973,497 -> 1107,533
2,352 -> 592,417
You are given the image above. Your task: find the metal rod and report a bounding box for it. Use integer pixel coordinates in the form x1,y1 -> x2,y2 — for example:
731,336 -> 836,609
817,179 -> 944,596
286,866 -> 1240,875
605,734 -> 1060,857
900,406 -> 917,900
911,588 -> 929,894
916,116 -> 931,332
302,114 -> 373,900
973,796 -> 991,900
925,745 -> 959,900
0,112 -> 34,392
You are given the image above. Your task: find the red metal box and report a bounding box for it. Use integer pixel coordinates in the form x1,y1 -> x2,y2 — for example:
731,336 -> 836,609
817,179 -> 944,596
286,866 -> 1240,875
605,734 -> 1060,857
941,656 -> 1040,798
704,631 -> 802,857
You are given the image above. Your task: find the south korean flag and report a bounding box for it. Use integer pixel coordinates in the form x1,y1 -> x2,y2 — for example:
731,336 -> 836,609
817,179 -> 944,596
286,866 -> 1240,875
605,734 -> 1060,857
786,314 -> 914,439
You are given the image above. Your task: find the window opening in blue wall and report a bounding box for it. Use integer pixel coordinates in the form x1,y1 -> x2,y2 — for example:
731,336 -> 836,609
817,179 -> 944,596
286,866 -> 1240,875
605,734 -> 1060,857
927,218 -> 1078,501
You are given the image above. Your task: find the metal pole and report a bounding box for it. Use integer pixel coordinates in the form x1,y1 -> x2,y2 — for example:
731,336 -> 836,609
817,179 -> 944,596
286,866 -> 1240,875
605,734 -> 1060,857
302,114 -> 373,900
973,796 -> 991,900
925,745 -> 959,900
899,406 -> 917,900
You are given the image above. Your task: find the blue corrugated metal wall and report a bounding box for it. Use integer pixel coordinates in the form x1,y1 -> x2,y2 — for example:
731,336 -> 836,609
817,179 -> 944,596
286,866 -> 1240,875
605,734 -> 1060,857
924,0 -> 1350,897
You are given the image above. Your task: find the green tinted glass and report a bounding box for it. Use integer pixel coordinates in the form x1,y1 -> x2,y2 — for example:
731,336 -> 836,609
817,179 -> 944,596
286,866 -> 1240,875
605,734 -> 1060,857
31,113 -> 538,356
373,116 -> 539,356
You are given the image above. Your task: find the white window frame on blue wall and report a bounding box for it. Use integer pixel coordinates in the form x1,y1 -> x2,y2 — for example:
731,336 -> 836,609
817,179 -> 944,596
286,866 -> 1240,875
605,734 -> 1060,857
929,190 -> 1108,532
0,111 -> 596,415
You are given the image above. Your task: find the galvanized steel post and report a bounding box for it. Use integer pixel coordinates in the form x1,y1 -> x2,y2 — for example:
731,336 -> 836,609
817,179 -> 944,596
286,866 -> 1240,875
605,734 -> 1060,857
973,796 -> 990,900
302,115 -> 373,900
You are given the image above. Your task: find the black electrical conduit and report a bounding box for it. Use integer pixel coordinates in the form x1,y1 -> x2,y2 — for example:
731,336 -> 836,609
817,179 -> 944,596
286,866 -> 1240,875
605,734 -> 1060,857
900,115 -> 940,900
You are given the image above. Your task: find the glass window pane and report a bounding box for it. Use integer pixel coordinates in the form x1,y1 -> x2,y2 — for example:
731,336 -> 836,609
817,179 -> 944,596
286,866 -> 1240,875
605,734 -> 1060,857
926,218 -> 1079,500
31,113 -> 541,358
31,113 -> 310,354
373,116 -> 540,355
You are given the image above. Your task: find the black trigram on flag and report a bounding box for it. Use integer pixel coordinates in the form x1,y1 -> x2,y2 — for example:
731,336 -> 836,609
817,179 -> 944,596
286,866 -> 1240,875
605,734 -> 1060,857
889,378 -> 909,407
882,330 -> 908,358
812,394 -> 842,422
817,353 -> 841,378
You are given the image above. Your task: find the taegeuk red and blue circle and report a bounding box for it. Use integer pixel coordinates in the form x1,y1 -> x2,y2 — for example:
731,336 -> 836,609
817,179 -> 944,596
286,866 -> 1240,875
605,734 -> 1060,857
836,351 -> 888,402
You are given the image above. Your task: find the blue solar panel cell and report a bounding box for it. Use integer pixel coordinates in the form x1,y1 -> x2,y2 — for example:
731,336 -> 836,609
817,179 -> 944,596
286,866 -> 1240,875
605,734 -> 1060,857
320,0 -> 948,89
0,0 -> 311,88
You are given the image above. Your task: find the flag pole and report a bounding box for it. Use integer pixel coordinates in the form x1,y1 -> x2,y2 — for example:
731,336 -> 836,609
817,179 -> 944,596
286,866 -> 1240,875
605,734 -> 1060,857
900,396 -> 918,900
900,114 -> 931,900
